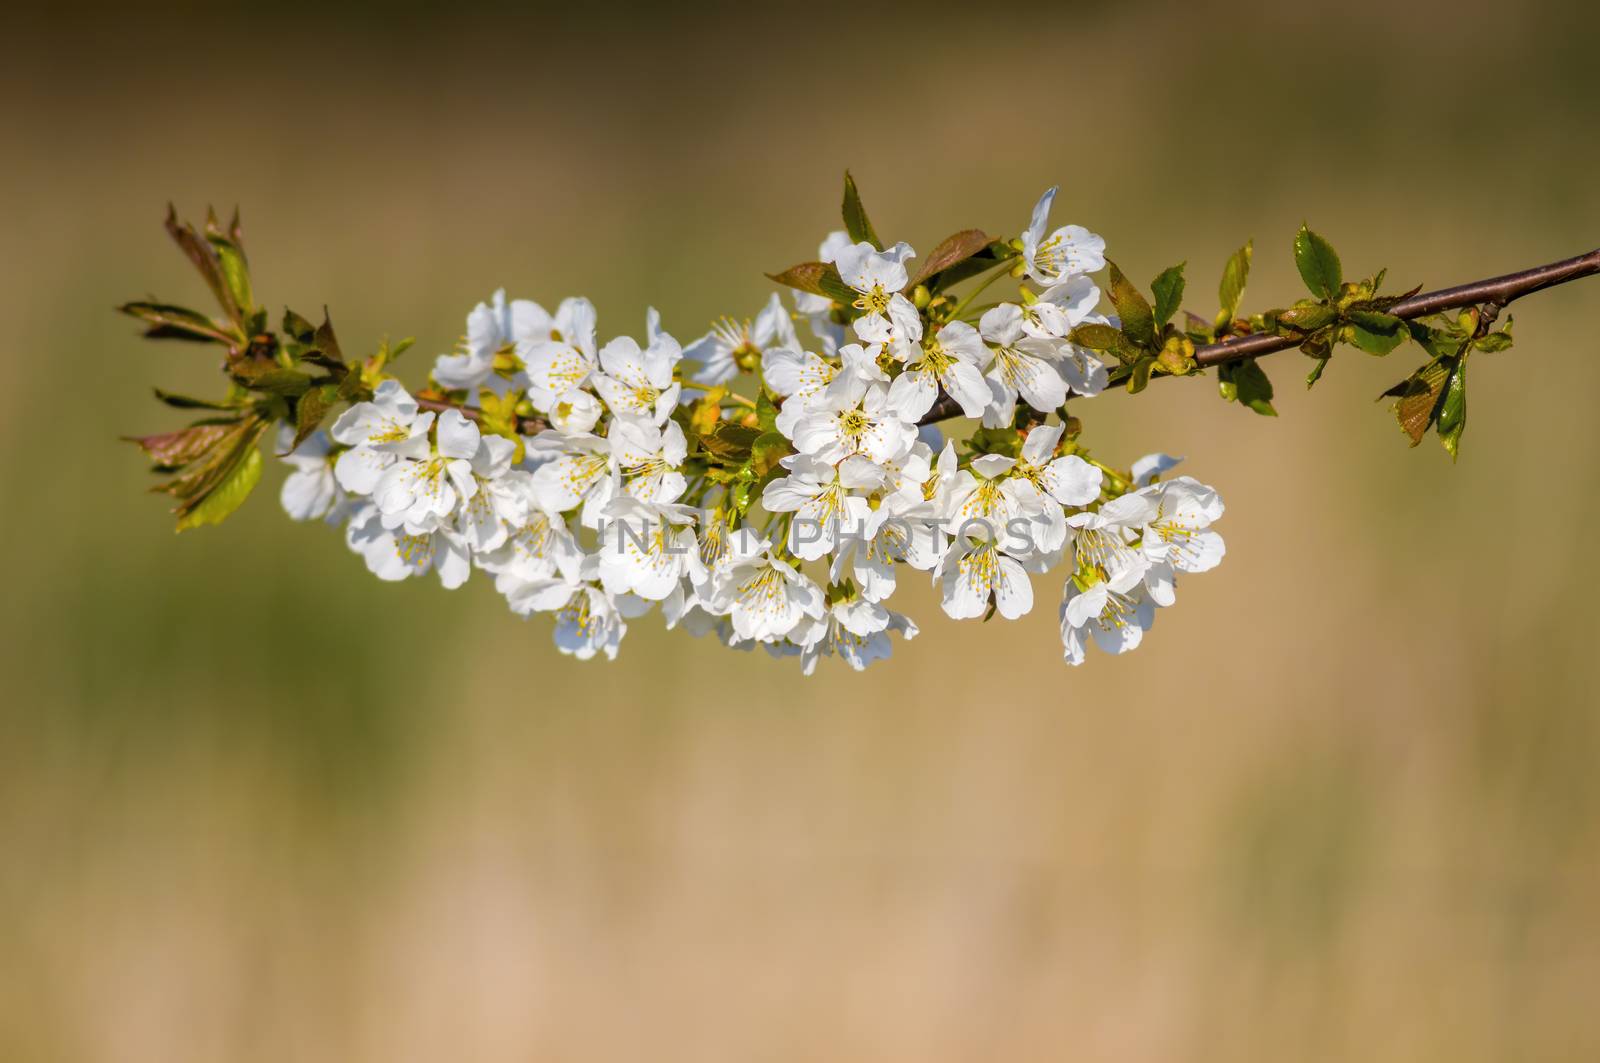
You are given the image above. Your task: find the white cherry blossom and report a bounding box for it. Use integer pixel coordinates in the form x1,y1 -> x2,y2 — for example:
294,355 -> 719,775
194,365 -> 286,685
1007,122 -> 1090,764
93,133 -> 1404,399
760,454 -> 881,561
1131,452 -> 1184,486
595,497 -> 701,602
795,600 -> 919,675
370,408 -> 480,530
1137,477 -> 1226,574
276,425 -> 346,523
764,345 -> 841,412
610,416 -> 688,504
1012,423 -> 1103,507
685,293 -> 797,385
787,373 -> 916,466
529,431 -> 616,526
833,240 -> 915,318
937,528 -> 1035,620
1067,491 -> 1155,583
850,290 -> 923,363
704,535 -> 825,642
504,564 -> 632,662
1060,566 -> 1155,665
345,503 -> 471,589
433,289 -> 543,396
478,488 -> 583,589
1019,275 -> 1102,339
886,320 -> 992,421
1021,187 -> 1106,286
591,332 -> 683,423
827,487 -> 935,602
977,303 -> 1069,426
330,380 -> 431,495
945,453 -> 1042,543
519,296 -> 599,402
454,434 -> 523,554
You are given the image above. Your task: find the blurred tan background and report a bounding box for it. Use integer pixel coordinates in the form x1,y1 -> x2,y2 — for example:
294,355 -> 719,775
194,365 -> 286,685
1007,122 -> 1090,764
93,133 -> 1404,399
3,1 -> 1599,1059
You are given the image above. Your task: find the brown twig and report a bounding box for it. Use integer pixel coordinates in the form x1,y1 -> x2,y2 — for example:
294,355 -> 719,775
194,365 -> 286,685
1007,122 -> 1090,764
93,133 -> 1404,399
916,246 -> 1600,426
1193,247 -> 1600,368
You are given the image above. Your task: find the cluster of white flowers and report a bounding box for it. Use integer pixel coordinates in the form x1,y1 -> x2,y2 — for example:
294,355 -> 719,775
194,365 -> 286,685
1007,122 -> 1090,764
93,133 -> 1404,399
273,188 -> 1225,672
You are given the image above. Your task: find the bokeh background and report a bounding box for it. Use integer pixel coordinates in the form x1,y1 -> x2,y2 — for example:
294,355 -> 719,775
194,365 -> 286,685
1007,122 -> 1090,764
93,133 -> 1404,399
4,1 -> 1599,1059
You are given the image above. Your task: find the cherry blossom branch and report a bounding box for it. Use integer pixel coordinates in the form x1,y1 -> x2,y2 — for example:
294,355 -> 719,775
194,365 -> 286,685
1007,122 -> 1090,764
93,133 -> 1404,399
117,192 -> 1600,671
914,247 -> 1600,426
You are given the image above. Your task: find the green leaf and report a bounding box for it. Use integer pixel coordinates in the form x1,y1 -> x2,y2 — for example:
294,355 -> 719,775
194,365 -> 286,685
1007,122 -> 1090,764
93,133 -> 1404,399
1347,309 -> 1406,355
699,422 -> 763,463
1067,323 -> 1123,351
928,242 -> 1014,291
163,205 -> 238,322
1475,327 -> 1514,353
968,426 -> 1023,458
1346,319 -> 1407,356
290,385 -> 337,451
1105,261 -> 1155,348
749,431 -> 792,477
1305,356 -> 1331,388
909,229 -> 992,290
1277,303 -> 1336,332
175,444 -> 262,532
1383,356 -> 1453,446
313,312 -> 346,365
152,388 -> 237,411
337,370 -> 370,403
1293,224 -> 1343,300
1112,333 -> 1147,367
1437,359 -> 1467,460
282,307 -> 316,344
1231,359 -> 1277,416
755,390 -> 780,434
1219,240 -> 1252,321
1406,319 -> 1465,359
1125,355 -> 1157,394
766,262 -> 853,304
234,363 -> 313,396
125,422 -> 240,471
1150,263 -> 1186,328
119,301 -> 235,344
1348,310 -> 1403,334
841,171 -> 881,249
204,208 -> 254,316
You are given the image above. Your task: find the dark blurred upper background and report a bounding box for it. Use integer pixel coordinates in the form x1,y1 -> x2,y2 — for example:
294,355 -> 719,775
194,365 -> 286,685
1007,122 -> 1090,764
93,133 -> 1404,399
3,2 -> 1599,1060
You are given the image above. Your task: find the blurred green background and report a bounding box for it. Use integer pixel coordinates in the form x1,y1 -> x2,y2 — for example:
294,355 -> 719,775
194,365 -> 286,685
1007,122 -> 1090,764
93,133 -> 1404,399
3,1 -> 1599,1059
